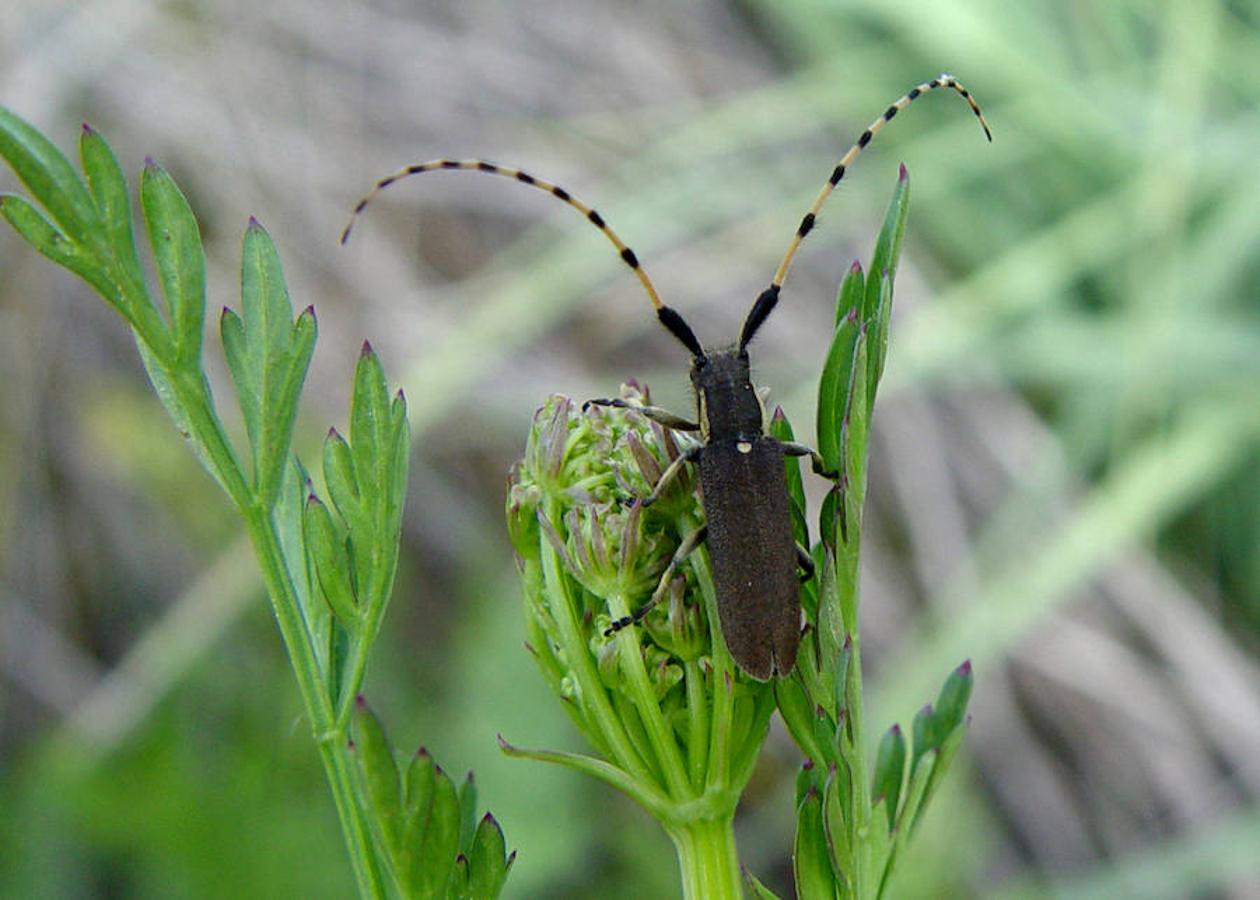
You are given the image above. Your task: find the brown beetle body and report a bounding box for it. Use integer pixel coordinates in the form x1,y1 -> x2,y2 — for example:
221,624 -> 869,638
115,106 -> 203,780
690,347 -> 801,679
697,431 -> 801,679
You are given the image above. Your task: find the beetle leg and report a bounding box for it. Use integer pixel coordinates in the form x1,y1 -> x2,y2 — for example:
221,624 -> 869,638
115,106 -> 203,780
795,542 -> 815,582
779,440 -> 839,481
605,525 -> 708,635
583,397 -> 700,432
642,443 -> 702,507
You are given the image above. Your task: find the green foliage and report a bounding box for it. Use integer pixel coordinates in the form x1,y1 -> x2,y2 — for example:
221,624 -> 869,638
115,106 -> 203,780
0,108 -> 506,900
757,171 -> 974,899
350,698 -> 514,899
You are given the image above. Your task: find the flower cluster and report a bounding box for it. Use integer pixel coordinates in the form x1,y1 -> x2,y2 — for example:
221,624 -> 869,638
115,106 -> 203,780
504,382 -> 774,859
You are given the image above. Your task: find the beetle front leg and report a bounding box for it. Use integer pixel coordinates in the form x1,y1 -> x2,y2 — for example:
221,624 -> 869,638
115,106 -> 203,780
605,524 -> 708,635
583,396 -> 701,432
780,440 -> 839,481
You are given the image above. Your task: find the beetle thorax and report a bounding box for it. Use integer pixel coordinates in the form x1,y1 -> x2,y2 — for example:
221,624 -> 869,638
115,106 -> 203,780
691,349 -> 765,443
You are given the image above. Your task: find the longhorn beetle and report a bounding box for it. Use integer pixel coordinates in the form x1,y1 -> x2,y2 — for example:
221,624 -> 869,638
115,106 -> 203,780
343,75 -> 991,680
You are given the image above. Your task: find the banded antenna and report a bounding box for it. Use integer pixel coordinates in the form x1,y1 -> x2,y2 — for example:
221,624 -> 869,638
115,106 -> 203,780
340,158 -> 665,314
769,74 -> 991,294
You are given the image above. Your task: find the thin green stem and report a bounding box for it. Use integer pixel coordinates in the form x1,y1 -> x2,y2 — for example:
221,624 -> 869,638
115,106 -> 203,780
667,816 -> 743,900
689,540 -> 735,790
684,659 -> 709,790
607,590 -> 693,800
242,502 -> 385,899
158,364 -> 383,898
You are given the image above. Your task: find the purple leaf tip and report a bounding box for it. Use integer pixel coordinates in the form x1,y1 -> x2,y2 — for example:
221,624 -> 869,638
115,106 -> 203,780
959,659 -> 973,676
355,694 -> 367,707
890,723 -> 902,736
898,162 -> 909,181
143,156 -> 156,169
360,340 -> 374,357
850,259 -> 863,273
81,123 -> 95,135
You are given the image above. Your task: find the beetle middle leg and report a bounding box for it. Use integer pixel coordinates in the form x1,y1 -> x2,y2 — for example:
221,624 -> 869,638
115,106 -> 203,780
641,443 -> 702,507
605,524 -> 708,635
795,543 -> 815,583
779,440 -> 839,480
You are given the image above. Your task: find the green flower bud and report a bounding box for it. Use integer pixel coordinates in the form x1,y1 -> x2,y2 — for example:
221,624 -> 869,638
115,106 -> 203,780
504,382 -> 777,851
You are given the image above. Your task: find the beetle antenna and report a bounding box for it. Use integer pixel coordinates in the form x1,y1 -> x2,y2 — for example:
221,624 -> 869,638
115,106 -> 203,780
341,158 -> 665,313
738,285 -> 779,350
767,74 -> 990,294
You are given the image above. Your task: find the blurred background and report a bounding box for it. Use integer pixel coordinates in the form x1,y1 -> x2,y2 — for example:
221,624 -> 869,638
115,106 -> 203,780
3,1 -> 1260,897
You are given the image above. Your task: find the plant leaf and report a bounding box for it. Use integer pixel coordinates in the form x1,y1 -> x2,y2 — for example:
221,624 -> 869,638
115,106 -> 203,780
0,105 -> 100,245
0,193 -> 117,303
79,125 -> 145,303
871,724 -> 907,832
418,766 -> 461,898
794,788 -> 838,900
466,813 -> 512,899
862,165 -> 910,323
142,159 -> 207,363
817,282 -> 863,474
351,697 -> 402,855
304,493 -> 358,626
224,219 -> 314,506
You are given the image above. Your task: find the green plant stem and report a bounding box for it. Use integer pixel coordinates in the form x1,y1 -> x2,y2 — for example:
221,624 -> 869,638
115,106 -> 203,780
162,340 -> 382,897
607,590 -> 691,798
667,816 -> 742,900
242,503 -> 384,899
161,366 -> 383,898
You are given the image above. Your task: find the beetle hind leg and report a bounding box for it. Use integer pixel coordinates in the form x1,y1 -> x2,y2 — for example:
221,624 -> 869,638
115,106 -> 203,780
605,525 -> 708,635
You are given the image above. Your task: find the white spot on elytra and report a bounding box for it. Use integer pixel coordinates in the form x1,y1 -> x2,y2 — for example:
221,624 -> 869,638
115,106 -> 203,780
737,441 -> 752,454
